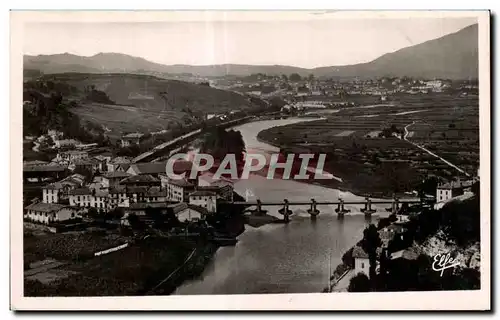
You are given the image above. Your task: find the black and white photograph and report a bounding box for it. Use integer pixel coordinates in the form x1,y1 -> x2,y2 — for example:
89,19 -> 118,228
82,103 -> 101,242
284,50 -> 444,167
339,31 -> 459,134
10,10 -> 491,310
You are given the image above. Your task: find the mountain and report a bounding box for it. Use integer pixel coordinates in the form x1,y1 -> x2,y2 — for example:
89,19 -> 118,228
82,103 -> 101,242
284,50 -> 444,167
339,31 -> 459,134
314,23 -> 478,79
23,24 -> 478,79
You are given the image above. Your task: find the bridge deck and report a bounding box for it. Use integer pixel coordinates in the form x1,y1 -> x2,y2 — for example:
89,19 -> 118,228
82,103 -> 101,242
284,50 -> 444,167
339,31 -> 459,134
231,200 -> 424,206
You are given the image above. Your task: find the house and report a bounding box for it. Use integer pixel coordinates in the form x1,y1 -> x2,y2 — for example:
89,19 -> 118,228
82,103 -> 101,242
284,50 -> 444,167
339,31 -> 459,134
93,155 -> 110,172
102,171 -> 131,188
56,150 -> 88,163
144,186 -> 167,203
42,183 -> 64,204
161,177 -> 195,203
436,180 -> 475,202
119,174 -> 160,188
109,186 -> 128,208
68,188 -> 93,207
107,157 -> 132,172
352,246 -> 370,278
206,180 -> 234,201
54,139 -> 79,149
127,162 -> 166,177
41,173 -> 85,204
72,158 -> 101,173
189,190 -> 217,213
90,190 -> 109,211
176,204 -> 208,222
121,202 -> 174,225
390,246 -> 421,261
125,186 -> 149,204
24,202 -> 77,224
120,132 -> 144,148
379,224 -> 406,248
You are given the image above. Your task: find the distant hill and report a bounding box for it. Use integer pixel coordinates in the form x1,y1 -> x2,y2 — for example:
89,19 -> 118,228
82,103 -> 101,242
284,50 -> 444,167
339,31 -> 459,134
24,24 -> 478,79
314,23 -> 478,79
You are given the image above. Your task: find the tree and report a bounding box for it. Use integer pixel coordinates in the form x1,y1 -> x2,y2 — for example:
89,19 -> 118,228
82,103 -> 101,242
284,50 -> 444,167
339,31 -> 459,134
87,207 -> 99,219
308,74 -> 315,81
289,73 -> 302,82
127,213 -> 142,230
145,206 -> 165,228
360,224 -> 382,280
348,273 -> 371,292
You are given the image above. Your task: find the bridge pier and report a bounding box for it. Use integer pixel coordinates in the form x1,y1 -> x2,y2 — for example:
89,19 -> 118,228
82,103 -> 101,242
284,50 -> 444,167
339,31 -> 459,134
307,199 -> 320,219
335,199 -> 349,218
361,197 -> 376,217
279,199 -> 291,223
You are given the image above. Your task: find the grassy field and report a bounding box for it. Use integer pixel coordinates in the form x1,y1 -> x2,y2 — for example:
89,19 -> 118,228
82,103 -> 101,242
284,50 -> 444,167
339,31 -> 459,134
23,230 -> 130,265
258,93 -> 479,197
36,73 -> 257,139
24,235 -> 214,296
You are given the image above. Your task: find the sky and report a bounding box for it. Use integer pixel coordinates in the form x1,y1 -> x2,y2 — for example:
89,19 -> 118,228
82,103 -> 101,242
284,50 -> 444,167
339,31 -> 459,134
23,16 -> 477,69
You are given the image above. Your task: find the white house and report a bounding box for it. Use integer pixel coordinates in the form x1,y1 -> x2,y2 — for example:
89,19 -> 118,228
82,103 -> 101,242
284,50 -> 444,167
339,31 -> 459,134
107,157 -> 132,172
68,188 -> 92,207
42,183 -> 64,204
121,133 -> 144,148
352,246 -> 370,278
24,202 -> 76,224
108,186 -> 128,208
177,204 -> 208,222
436,180 -> 475,203
160,176 -> 195,203
56,150 -> 88,163
188,190 -> 217,213
90,190 -> 109,210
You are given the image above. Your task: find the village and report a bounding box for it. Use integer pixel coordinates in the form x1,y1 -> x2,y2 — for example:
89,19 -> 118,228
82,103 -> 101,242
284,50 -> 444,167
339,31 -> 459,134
23,128 -> 237,230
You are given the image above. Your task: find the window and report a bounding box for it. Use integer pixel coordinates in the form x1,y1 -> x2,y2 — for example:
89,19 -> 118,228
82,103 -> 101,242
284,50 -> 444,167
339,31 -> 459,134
361,262 -> 365,268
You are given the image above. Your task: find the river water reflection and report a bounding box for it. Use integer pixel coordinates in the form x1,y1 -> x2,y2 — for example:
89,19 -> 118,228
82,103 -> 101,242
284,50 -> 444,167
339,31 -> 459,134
174,118 -> 384,295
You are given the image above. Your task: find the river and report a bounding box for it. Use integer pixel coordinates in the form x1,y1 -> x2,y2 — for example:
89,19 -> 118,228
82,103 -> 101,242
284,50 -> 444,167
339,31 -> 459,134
174,118 -> 388,295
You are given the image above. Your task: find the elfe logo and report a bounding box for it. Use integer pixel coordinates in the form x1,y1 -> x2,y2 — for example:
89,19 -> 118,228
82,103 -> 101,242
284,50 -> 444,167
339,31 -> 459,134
165,153 -> 332,180
432,252 -> 461,277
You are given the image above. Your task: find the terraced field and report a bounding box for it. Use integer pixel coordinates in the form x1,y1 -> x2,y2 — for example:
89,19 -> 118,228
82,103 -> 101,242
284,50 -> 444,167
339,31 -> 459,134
257,94 -> 479,197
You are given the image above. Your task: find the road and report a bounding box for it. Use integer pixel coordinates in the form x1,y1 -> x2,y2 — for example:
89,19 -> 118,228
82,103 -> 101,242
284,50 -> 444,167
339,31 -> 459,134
403,122 -> 470,177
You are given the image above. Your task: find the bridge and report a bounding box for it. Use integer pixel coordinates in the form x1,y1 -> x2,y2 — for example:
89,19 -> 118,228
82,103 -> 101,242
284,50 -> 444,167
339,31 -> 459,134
231,197 -> 432,222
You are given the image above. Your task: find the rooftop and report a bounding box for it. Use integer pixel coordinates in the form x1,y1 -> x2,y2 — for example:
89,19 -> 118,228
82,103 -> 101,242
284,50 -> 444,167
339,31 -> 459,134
391,246 -> 421,261
128,162 -> 167,175
68,188 -> 92,195
102,171 -> 131,179
23,164 -> 66,172
438,179 -> 475,190
122,132 -> 144,139
120,174 -> 159,185
109,157 -> 132,165
190,190 -> 217,197
25,202 -> 66,213
352,246 -> 369,259
128,202 -> 170,210
109,186 -> 126,194
146,186 -> 167,197
164,177 -> 195,188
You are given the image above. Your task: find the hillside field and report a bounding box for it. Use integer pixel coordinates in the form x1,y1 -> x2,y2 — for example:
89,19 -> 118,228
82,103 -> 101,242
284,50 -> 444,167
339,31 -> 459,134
258,93 -> 479,197
33,73 -> 256,138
